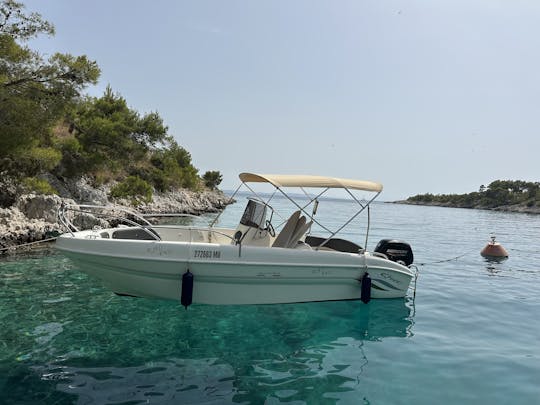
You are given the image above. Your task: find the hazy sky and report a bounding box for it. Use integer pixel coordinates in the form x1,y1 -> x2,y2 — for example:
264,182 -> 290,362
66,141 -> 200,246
24,0 -> 539,200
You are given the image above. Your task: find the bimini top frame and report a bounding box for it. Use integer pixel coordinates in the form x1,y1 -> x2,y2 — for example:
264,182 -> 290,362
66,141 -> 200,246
213,173 -> 383,250
238,173 -> 383,193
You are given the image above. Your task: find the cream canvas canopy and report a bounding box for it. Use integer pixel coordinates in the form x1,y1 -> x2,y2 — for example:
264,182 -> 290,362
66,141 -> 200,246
239,173 -> 383,193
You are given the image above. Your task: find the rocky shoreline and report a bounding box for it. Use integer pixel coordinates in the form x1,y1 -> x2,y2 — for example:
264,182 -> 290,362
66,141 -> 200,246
0,177 -> 232,254
393,200 -> 540,215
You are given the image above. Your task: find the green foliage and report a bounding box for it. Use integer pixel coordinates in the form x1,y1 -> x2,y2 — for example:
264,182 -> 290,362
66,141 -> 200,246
109,176 -> 153,206
21,177 -> 56,195
407,180 -> 540,209
0,0 -> 99,169
0,2 -> 216,196
1,146 -> 62,177
181,166 -> 201,190
54,135 -> 81,154
202,171 -> 223,189
70,86 -> 168,174
148,139 -> 200,191
67,88 -> 202,191
52,134 -> 82,177
0,1 -> 55,40
21,146 -> 62,175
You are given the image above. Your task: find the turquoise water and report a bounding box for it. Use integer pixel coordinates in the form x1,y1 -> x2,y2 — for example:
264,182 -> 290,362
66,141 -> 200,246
1,200 -> 539,404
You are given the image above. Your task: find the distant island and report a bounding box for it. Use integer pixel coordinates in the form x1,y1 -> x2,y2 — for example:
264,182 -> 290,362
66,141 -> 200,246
399,180 -> 540,214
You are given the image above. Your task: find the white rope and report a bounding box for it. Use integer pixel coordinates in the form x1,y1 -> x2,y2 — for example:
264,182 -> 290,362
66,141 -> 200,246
0,237 -> 58,253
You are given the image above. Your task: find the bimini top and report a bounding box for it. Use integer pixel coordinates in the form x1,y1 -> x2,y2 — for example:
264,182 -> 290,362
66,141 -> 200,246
239,173 -> 383,193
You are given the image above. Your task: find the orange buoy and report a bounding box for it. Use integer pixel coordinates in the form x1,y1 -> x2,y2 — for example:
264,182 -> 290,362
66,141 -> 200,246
480,236 -> 508,258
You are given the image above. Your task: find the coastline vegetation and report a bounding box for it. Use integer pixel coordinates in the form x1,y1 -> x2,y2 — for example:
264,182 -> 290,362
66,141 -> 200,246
406,180 -> 540,210
0,0 -> 221,204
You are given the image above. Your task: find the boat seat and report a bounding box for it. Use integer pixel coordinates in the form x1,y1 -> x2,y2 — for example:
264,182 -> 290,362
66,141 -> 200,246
272,211 -> 312,248
305,235 -> 362,253
286,218 -> 313,248
272,211 -> 301,248
111,227 -> 160,240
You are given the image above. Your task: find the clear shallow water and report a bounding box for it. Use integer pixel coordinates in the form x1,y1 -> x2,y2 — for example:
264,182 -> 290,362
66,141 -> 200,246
1,200 -> 539,404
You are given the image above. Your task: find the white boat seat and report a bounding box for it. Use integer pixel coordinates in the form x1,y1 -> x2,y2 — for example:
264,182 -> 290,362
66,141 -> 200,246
286,218 -> 313,248
272,210 -> 301,248
272,211 -> 313,248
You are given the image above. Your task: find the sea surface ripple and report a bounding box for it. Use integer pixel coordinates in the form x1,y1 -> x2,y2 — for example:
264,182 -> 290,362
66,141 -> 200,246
1,199 -> 539,404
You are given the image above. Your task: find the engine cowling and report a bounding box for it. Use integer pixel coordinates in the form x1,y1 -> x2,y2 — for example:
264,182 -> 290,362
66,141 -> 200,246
374,239 -> 414,266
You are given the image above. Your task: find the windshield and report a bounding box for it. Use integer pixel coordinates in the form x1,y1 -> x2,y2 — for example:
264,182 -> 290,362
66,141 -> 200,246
240,199 -> 268,228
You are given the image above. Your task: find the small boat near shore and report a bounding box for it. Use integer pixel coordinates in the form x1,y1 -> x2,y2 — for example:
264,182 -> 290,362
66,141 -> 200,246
56,173 -> 416,306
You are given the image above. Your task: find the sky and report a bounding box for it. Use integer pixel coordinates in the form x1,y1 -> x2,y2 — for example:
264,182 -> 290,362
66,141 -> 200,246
22,0 -> 540,200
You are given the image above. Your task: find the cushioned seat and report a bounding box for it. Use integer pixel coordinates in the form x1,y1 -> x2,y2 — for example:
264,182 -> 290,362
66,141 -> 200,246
272,211 -> 301,248
272,211 -> 312,248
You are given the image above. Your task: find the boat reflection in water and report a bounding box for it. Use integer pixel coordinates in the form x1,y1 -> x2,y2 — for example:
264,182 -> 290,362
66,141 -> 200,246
354,296 -> 415,340
34,299 -> 414,403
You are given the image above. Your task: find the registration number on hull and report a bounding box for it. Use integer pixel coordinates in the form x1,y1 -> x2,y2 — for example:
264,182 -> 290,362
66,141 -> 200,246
193,250 -> 221,259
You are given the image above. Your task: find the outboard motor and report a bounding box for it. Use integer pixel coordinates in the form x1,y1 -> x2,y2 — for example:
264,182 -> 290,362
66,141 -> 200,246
374,239 -> 414,266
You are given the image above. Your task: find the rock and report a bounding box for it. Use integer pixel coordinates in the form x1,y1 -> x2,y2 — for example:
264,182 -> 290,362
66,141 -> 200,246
0,206 -> 63,252
66,177 -> 110,205
0,174 -> 231,254
71,211 -> 110,230
0,174 -> 18,208
140,189 -> 229,215
39,174 -> 109,205
16,193 -> 66,223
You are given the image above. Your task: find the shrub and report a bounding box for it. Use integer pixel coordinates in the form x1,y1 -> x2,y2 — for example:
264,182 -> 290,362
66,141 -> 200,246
21,177 -> 57,195
109,176 -> 153,206
16,147 -> 63,177
53,136 -> 84,177
149,141 -> 200,191
202,171 -> 223,189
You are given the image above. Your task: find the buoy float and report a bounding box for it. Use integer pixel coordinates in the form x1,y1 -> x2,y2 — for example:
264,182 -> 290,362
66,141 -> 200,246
181,270 -> 194,309
480,236 -> 508,259
361,272 -> 371,304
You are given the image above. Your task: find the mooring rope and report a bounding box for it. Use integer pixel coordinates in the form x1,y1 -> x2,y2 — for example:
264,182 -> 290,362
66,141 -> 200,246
0,237 -> 58,253
416,247 -> 479,266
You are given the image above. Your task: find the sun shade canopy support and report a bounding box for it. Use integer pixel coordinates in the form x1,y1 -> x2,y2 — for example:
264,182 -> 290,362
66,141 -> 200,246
233,173 -> 383,249
238,173 -> 383,193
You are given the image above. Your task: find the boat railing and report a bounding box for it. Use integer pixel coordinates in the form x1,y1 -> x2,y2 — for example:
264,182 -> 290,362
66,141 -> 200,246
58,204 -> 161,241
140,213 -> 202,223
137,213 -> 235,243
58,204 -> 235,244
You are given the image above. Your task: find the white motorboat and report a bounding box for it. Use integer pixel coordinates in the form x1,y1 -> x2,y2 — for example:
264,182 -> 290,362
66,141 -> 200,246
56,173 -> 416,306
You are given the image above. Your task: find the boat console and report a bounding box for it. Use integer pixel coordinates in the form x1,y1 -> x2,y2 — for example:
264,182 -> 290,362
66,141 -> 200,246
233,199 -> 276,247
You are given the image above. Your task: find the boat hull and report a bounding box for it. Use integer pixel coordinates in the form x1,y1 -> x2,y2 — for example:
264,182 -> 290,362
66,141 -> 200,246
56,234 -> 414,305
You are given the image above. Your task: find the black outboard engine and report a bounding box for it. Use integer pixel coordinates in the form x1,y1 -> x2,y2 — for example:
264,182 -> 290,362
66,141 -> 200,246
374,239 -> 414,266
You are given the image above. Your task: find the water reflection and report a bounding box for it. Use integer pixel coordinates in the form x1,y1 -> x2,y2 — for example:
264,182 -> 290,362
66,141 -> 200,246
483,256 -> 508,264
233,299 -> 414,402
33,358 -> 237,404
483,256 -> 508,275
31,299 -> 414,404
355,298 -> 414,340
